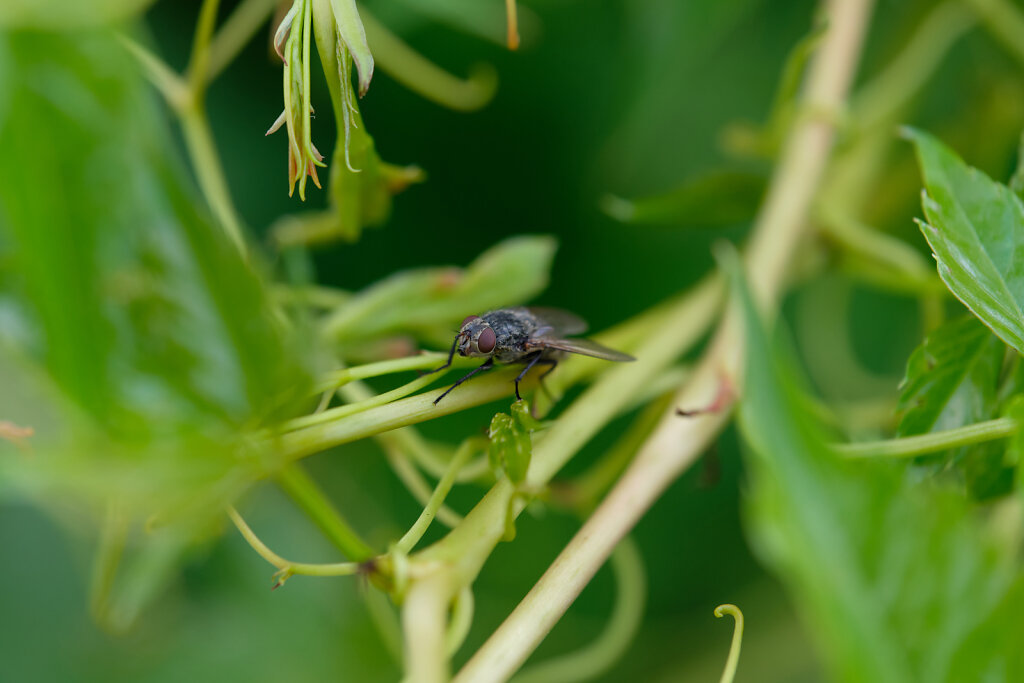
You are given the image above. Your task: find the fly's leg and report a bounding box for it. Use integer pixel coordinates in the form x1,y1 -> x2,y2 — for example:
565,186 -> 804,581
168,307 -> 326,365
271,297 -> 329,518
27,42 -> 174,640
536,358 -> 559,402
513,353 -> 555,401
424,336 -> 460,376
433,357 -> 494,405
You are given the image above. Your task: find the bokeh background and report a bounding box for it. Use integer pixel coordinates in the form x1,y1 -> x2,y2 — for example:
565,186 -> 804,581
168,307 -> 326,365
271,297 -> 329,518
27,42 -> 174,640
3,0 -> 1024,680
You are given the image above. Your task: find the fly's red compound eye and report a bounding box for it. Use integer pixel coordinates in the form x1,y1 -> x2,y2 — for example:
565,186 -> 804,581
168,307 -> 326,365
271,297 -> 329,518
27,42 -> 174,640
461,315 -> 480,328
477,327 -> 496,354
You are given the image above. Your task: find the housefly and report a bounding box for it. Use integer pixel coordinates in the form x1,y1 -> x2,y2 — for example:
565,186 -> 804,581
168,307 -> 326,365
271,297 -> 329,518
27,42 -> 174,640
430,307 -> 635,405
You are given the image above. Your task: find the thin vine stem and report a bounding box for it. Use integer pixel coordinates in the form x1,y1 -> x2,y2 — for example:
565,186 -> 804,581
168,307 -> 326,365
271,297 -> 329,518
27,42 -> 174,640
964,0 -> 1024,68
336,382 -> 465,528
395,440 -> 476,554
275,463 -> 376,560
714,604 -> 745,683
117,35 -> 188,107
187,0 -> 221,104
311,353 -> 469,393
386,448 -> 463,528
836,417 -> 1017,458
227,506 -> 361,583
445,587 -> 475,657
287,371 -> 447,431
206,0 -> 280,83
120,10 -> 248,256
360,10 -> 498,111
277,365 -> 539,462
849,1 -> 974,132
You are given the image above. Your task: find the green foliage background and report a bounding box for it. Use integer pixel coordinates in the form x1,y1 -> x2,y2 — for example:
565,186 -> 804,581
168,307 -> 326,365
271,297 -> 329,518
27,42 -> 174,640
3,0 -> 1024,681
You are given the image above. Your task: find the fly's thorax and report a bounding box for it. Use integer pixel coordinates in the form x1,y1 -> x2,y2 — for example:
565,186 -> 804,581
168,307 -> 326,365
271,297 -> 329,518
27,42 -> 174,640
481,308 -> 538,358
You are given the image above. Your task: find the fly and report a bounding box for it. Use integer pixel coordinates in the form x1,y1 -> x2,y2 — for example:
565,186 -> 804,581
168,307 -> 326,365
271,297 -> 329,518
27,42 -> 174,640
429,307 -> 635,405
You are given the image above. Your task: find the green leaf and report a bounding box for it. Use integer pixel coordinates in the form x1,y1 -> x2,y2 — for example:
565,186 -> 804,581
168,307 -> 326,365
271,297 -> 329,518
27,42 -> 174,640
0,0 -> 155,29
896,315 -> 1004,437
728,248 -> 1024,682
0,31 -> 308,626
905,127 -> 1024,354
895,311 -> 1014,501
601,170 -> 765,227
321,236 -> 557,342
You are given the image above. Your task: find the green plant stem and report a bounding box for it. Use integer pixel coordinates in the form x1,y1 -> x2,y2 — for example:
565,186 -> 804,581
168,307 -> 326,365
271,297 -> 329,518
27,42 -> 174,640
511,537 -> 646,683
816,205 -> 936,285
228,506 -> 361,579
179,107 -> 248,255
445,586 -> 475,657
395,440 -> 476,554
206,0 -> 280,83
289,371 -> 447,431
385,447 -> 463,528
312,353 -> 470,393
275,462 -> 376,560
403,435 -> 490,484
118,35 -> 189,107
849,1 -> 975,132
714,604 -> 745,683
563,394 -> 675,513
363,584 -> 405,665
408,275 -> 723,680
331,379 -> 465,527
836,417 -> 1017,458
453,2 -> 875,679
278,366 -> 538,462
120,26 -> 248,257
402,571 -> 454,683
360,9 -> 498,111
188,0 -> 222,104
964,0 -> 1024,67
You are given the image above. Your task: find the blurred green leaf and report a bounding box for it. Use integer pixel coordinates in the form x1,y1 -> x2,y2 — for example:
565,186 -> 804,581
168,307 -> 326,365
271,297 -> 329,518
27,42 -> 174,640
731,249 -> 1024,682
0,0 -> 154,29
906,127 -> 1024,354
321,235 -> 557,342
601,170 -> 765,228
0,30 -> 308,626
896,315 -> 1003,438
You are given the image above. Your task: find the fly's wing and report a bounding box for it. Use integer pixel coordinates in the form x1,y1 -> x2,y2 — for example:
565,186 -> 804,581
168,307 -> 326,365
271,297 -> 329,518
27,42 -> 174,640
531,337 -> 635,362
527,307 -> 588,336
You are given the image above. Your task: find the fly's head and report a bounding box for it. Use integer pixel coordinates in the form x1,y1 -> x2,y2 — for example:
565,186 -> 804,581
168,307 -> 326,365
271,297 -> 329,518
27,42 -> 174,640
457,315 -> 497,358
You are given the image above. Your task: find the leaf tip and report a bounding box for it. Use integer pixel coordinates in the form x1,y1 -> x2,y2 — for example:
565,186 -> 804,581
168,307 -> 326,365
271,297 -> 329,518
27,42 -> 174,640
599,194 -> 635,222
898,124 -> 921,142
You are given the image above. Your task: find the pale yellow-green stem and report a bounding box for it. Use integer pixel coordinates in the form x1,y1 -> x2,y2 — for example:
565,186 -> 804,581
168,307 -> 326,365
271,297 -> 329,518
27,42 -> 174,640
455,1 -> 875,679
